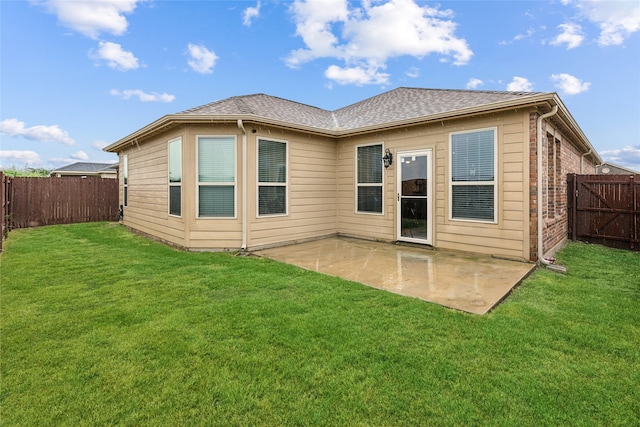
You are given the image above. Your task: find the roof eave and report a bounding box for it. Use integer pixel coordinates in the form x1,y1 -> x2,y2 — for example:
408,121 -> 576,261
103,114 -> 338,153
548,93 -> 603,164
104,114 -> 183,152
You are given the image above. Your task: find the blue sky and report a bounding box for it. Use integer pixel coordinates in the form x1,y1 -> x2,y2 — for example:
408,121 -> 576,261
1,0 -> 639,171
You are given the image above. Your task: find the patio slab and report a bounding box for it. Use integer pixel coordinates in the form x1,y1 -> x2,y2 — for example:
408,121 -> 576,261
254,237 -> 535,314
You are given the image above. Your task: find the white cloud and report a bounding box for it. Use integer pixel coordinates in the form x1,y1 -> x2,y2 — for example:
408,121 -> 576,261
466,78 -> 483,89
325,65 -> 389,85
600,144 -> 640,170
40,0 -> 141,39
71,150 -> 89,161
89,41 -> 139,71
187,43 -> 218,74
550,22 -> 584,49
500,27 -> 541,45
287,0 -> 472,86
243,1 -> 261,27
110,89 -> 175,103
0,118 -> 75,145
92,140 -> 110,150
287,0 -> 350,68
406,67 -> 420,78
573,0 -> 640,46
0,150 -> 43,168
551,73 -> 590,95
507,76 -> 533,92
514,28 -> 535,41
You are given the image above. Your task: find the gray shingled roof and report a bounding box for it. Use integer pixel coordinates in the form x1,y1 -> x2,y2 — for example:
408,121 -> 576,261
180,93 -> 337,129
333,88 -> 545,130
179,87 -> 547,131
52,162 -> 117,173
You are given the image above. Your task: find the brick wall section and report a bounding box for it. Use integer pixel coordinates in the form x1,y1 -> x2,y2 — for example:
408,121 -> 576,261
528,111 -> 597,261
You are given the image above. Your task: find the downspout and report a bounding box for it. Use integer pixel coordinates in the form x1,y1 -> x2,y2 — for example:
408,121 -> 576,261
536,105 -> 558,265
237,120 -> 248,250
580,149 -> 592,174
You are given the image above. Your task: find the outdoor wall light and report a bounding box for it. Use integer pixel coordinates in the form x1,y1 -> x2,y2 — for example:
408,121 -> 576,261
382,148 -> 393,168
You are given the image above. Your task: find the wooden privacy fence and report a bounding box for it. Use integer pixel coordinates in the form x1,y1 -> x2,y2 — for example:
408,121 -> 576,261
1,173 -> 119,252
567,174 -> 639,251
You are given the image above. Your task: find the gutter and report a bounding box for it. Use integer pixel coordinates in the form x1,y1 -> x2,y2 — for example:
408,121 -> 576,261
237,119 -> 248,251
536,105 -> 558,265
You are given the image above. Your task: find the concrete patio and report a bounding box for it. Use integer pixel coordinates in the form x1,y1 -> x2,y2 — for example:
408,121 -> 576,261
254,237 -> 535,314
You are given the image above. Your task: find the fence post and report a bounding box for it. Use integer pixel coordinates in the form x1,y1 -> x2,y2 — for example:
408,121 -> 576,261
570,174 -> 577,241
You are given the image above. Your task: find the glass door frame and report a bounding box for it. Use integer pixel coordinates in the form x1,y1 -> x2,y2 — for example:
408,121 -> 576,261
396,149 -> 433,245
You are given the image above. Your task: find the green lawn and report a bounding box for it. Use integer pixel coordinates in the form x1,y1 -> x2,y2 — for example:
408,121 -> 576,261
1,223 -> 638,426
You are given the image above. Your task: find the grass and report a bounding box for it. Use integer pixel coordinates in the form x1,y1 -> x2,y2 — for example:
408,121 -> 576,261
1,222 -> 638,426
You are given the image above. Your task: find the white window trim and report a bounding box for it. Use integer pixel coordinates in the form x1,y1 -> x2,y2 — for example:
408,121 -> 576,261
355,142 -> 385,216
123,154 -> 128,208
448,127 -> 498,224
256,137 -> 289,218
168,137 -> 182,218
196,135 -> 237,219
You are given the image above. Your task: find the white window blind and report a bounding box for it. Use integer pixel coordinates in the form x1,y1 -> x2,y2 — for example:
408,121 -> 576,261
199,186 -> 234,217
450,129 -> 496,222
357,144 -> 383,214
258,139 -> 287,216
451,130 -> 494,182
199,137 -> 235,183
198,137 -> 235,218
358,144 -> 382,184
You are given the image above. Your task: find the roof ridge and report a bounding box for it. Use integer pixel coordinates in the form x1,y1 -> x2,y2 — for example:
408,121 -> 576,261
250,93 -> 331,112
233,97 -> 254,114
396,86 -> 548,94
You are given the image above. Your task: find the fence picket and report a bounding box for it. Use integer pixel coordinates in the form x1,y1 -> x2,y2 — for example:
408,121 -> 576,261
1,176 -> 119,233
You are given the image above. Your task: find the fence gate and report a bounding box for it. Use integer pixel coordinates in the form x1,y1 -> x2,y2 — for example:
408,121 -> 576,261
567,174 -> 639,251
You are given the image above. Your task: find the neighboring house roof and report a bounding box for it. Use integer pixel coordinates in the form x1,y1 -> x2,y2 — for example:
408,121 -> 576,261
51,162 -> 118,175
104,87 -> 601,164
597,162 -> 639,174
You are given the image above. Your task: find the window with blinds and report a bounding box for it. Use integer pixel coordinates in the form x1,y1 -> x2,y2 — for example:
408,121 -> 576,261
258,139 -> 287,216
168,138 -> 182,217
357,144 -> 383,214
198,136 -> 236,218
450,128 -> 496,222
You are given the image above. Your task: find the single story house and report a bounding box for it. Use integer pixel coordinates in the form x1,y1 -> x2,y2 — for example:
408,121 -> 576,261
104,87 -> 602,262
50,162 -> 118,178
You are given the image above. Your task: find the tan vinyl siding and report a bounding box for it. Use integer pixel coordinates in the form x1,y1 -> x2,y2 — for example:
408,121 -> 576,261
247,129 -> 337,249
337,111 -> 531,260
440,112 -> 530,259
159,123 -> 339,251
115,107 -> 591,260
184,124 -> 242,250
119,129 -> 186,247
